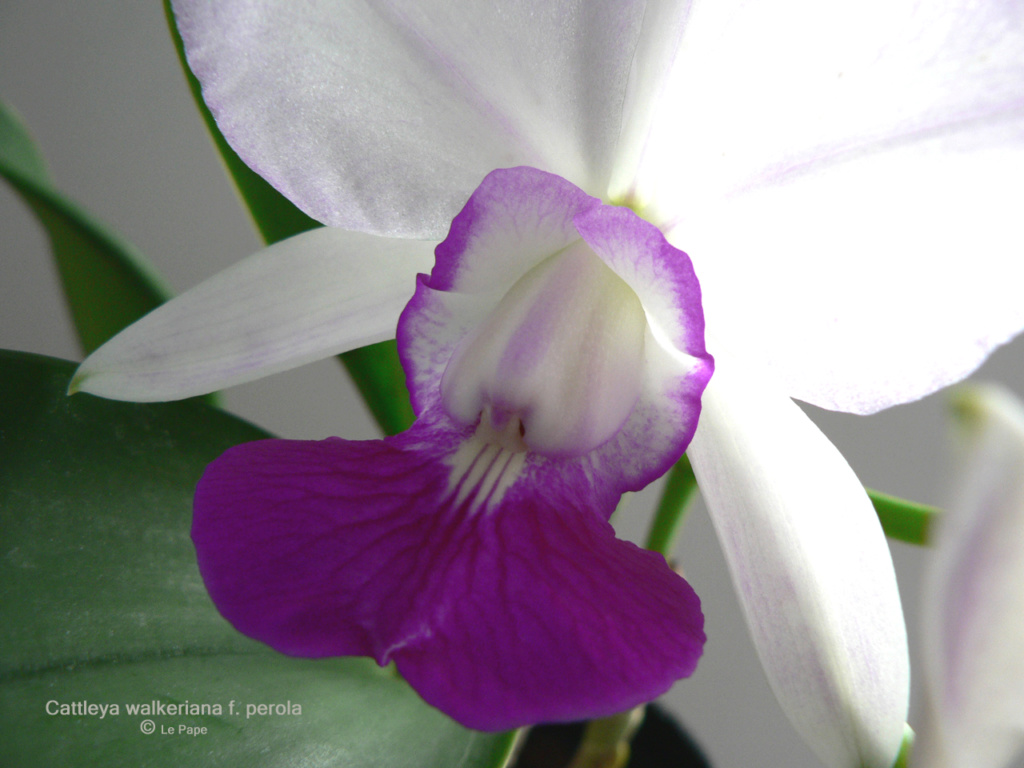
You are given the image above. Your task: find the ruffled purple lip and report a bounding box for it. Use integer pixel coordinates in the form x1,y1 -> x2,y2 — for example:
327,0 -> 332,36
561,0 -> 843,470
194,415 -> 704,730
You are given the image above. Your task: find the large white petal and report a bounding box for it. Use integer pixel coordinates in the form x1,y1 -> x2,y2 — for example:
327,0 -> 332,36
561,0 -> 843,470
72,228 -> 435,401
916,386 -> 1024,768
687,355 -> 909,768
632,0 -> 1023,212
637,0 -> 1024,414
673,126 -> 1024,415
171,0 -> 649,238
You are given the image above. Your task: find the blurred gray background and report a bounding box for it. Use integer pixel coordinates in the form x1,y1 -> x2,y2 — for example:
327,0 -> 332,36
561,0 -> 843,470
3,2 -> 1022,766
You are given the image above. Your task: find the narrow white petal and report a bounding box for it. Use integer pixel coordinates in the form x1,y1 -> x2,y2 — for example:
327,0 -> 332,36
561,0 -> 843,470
688,354 -> 909,768
72,228 -> 435,401
917,386 -> 1024,768
172,0 -> 649,237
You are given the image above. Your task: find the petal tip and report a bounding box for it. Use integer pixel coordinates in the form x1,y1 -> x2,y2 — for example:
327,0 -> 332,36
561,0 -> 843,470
66,370 -> 85,396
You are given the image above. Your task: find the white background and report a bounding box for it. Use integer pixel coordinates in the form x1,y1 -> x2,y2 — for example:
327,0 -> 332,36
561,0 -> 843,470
2,2 -> 1023,766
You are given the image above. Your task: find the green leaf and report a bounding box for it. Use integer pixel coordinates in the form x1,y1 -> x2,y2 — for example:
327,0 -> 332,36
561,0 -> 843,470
163,1 -> 415,435
0,101 -> 174,356
161,1 -> 318,247
341,341 -> 416,436
0,350 -> 514,767
0,102 -> 48,182
868,489 -> 938,546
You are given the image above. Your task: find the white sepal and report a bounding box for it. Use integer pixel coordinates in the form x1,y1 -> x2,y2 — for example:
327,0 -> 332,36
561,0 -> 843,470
171,0 -> 649,236
688,355 -> 909,768
72,228 -> 434,401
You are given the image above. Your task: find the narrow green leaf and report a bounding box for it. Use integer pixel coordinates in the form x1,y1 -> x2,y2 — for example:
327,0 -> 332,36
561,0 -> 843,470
0,102 -> 174,356
161,1 -> 318,246
0,102 -> 48,182
645,456 -> 699,557
164,1 -> 415,435
868,489 -> 938,546
0,350 -> 515,768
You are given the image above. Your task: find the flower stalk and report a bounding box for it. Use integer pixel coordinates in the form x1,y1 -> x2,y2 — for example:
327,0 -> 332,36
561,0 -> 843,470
567,706 -> 645,768
644,455 -> 699,558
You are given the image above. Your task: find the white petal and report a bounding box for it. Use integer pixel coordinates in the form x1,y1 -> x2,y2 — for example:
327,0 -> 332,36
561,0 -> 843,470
917,386 -> 1024,768
634,2 -> 1024,413
673,121 -> 1024,415
72,228 -> 435,401
171,0 -> 649,237
632,0 -> 1024,213
687,354 -> 909,768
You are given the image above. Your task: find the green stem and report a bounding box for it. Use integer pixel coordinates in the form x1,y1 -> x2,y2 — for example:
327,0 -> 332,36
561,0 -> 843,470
567,706 -> 645,768
889,725 -> 914,768
644,456 -> 699,556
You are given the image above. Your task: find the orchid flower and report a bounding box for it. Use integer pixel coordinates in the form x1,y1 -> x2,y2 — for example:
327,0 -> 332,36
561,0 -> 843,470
914,386 -> 1024,768
72,1 -> 1024,766
192,166 -> 714,729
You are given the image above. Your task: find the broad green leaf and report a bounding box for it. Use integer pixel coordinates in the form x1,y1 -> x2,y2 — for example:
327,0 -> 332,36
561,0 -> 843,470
0,102 -> 173,356
0,350 -> 515,768
868,489 -> 938,546
163,1 -> 414,435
